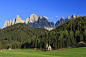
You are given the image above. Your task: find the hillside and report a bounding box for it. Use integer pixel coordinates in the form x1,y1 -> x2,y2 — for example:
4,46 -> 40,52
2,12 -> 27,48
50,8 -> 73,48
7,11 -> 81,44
33,16 -> 86,49
0,23 -> 48,49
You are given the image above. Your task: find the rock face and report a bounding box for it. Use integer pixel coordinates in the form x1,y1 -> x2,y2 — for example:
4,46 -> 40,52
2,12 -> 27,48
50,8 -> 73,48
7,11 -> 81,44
60,17 -> 65,24
29,14 -> 38,23
71,14 -> 75,19
12,15 -> 25,25
67,16 -> 70,19
25,14 -> 54,29
3,21 -> 8,28
3,15 -> 25,28
3,19 -> 11,28
3,14 -> 79,31
55,14 -> 79,27
25,18 -> 29,24
12,18 -> 16,25
15,15 -> 25,23
55,17 -> 65,27
55,20 -> 60,27
3,14 -> 54,31
8,19 -> 11,26
39,15 -> 42,19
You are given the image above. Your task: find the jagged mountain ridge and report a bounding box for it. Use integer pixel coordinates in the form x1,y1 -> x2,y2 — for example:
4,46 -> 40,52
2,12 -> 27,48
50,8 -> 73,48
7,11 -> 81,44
55,14 -> 79,27
3,14 -> 79,31
3,14 -> 54,31
32,16 -> 86,49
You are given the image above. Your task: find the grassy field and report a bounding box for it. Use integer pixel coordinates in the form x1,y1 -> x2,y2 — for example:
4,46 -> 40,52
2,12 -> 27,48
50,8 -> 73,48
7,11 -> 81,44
0,47 -> 86,57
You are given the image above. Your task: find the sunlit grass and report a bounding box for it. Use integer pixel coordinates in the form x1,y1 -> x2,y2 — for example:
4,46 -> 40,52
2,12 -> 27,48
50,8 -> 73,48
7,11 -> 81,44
0,47 -> 86,57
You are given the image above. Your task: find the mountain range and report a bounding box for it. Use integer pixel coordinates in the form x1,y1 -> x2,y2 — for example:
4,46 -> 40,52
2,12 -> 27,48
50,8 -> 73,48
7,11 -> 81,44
0,15 -> 86,49
33,16 -> 86,49
3,14 -> 79,31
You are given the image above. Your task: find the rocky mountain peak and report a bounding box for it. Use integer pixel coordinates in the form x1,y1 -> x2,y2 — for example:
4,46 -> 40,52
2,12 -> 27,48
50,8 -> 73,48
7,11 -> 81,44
67,16 -> 70,19
25,18 -> 30,24
12,18 -> 16,25
16,15 -> 25,23
60,17 -> 64,21
3,14 -> 54,31
29,14 -> 38,23
55,14 -> 80,27
3,19 -> 11,28
16,15 -> 19,17
61,17 -> 64,19
16,15 -> 22,23
4,14 -> 80,31
76,15 -> 79,18
71,14 -> 75,18
8,19 -> 11,26
39,15 -> 42,19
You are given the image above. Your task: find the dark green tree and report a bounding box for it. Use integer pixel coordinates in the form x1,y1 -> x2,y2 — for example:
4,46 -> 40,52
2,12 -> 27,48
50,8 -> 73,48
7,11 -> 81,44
0,42 -> 2,49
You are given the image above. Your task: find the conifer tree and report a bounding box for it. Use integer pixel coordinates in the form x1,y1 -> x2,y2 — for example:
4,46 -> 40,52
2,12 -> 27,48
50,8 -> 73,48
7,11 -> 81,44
57,41 -> 59,49
0,42 -> 1,49
80,33 -> 84,41
55,40 -> 57,49
84,30 -> 86,40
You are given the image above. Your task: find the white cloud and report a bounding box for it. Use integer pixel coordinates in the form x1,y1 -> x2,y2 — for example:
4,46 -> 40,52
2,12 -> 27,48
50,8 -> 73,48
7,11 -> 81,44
56,16 -> 58,17
43,16 -> 48,19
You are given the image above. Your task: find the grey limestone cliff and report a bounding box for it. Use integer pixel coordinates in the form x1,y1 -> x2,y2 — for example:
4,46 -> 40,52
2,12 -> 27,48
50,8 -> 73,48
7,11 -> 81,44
3,14 -> 79,31
25,14 -> 54,29
3,14 -> 54,31
55,14 -> 79,27
67,16 -> 70,19
71,14 -> 75,19
15,15 -> 25,23
12,18 -> 16,25
3,19 -> 11,28
3,15 -> 25,28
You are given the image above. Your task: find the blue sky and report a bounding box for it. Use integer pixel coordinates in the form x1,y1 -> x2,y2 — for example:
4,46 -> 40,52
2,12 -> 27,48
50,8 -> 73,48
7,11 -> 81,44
0,0 -> 86,28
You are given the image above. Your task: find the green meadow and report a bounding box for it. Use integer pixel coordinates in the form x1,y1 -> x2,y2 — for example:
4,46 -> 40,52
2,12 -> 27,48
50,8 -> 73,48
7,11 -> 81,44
0,47 -> 86,57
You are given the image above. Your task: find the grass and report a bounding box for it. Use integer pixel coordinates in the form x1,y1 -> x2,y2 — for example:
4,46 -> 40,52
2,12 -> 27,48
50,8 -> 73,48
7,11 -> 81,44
0,47 -> 86,57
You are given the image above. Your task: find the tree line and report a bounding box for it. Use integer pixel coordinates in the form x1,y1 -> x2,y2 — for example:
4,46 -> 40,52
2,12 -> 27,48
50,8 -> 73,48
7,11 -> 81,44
33,16 -> 86,49
0,23 -> 48,49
